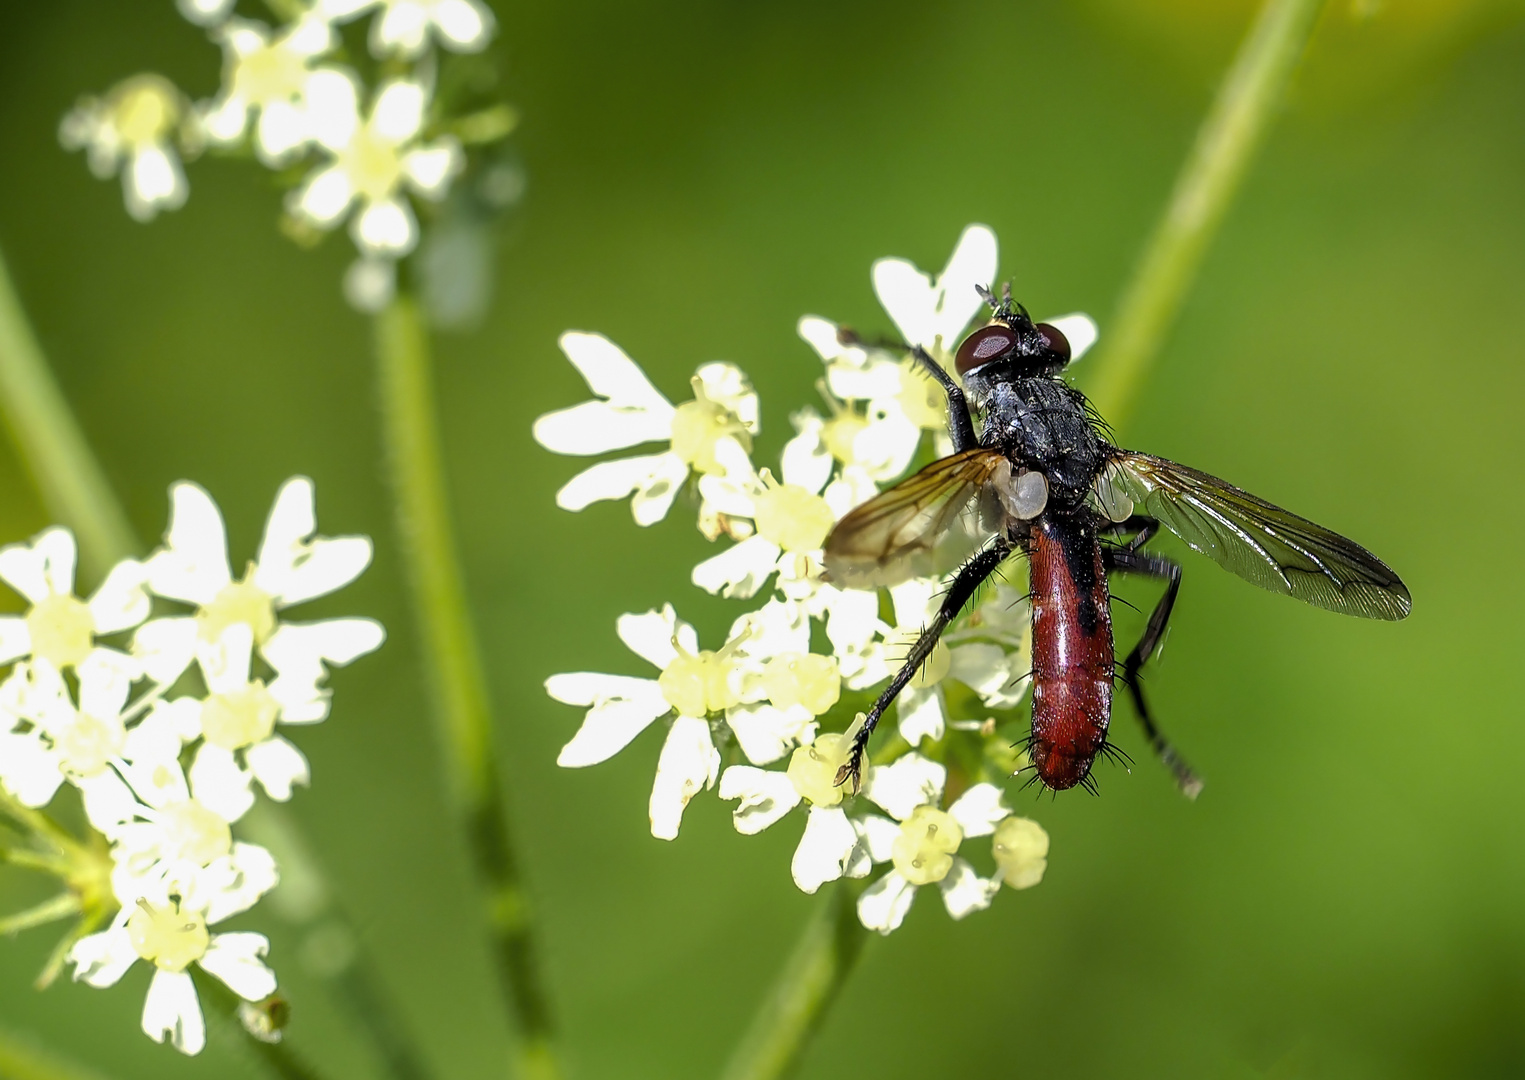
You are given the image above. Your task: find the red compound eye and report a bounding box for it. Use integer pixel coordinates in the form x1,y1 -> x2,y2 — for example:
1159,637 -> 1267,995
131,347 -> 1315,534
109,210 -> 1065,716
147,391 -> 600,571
954,324 -> 1018,374
1034,322 -> 1071,364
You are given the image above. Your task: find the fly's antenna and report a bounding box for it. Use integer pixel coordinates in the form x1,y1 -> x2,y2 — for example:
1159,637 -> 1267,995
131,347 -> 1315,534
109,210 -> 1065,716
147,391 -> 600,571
975,282 -> 1032,329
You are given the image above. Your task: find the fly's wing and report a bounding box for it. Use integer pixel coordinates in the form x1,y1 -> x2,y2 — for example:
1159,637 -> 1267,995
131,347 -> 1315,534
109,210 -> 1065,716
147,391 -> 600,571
1103,452 -> 1411,620
824,448 -> 1007,590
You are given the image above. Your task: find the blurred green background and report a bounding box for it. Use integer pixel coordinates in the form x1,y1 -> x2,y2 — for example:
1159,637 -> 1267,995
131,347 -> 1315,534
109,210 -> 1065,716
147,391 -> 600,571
1,0 -> 1524,1077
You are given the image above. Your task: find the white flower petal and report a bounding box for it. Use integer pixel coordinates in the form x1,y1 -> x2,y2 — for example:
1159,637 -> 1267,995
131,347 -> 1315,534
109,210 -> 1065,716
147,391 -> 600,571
948,642 -> 1026,708
947,783 -> 1011,838
548,674 -> 670,767
70,927 -> 138,988
178,0 -> 237,26
353,196 -> 418,256
143,968 -> 205,1055
690,536 -> 780,600
77,769 -> 139,837
0,732 -> 64,807
616,606 -> 688,670
552,452 -> 684,522
292,163 -> 356,226
0,617 -> 30,665
262,536 -> 373,609
895,684 -> 946,747
245,736 -> 309,800
373,2 -> 430,56
199,933 -> 276,1001
434,0 -> 494,49
202,843 -> 279,924
780,419 -> 834,495
791,805 -> 859,894
188,743 -> 255,823
1045,313 -> 1099,363
825,356 -> 904,402
125,145 -> 187,221
87,559 -> 151,634
0,532 -> 59,604
858,813 -> 900,864
148,483 -> 232,606
534,401 -> 678,457
648,715 -> 718,841
717,765 -> 800,835
253,477 -> 315,576
930,224 -> 999,348
34,528 -> 78,598
303,68 -> 361,150
132,617 -> 199,685
197,623 -> 254,695
938,856 -> 1001,920
254,99 -> 309,164
263,618 -> 385,679
402,139 -> 463,197
553,332 -> 675,422
862,753 -> 945,821
856,870 -> 916,934
724,701 -> 815,767
370,80 -> 425,144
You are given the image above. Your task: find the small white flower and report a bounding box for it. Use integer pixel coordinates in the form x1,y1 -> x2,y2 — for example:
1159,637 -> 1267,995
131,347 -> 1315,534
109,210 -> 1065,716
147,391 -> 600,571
135,477 -> 383,687
70,883 -> 277,1056
0,527 -> 148,672
718,732 -> 872,894
60,74 -> 191,222
797,319 -> 921,482
548,605 -> 760,839
533,332 -> 759,528
200,16 -> 340,166
180,624 -> 328,813
319,0 -> 496,58
854,753 -> 1009,934
722,599 -> 831,765
692,415 -> 835,601
991,816 -> 1050,891
0,654 -> 141,834
288,76 -> 463,256
342,256 -> 398,312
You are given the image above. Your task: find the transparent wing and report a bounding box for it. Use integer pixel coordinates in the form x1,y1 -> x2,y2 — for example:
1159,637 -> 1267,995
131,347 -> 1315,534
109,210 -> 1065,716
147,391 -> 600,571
1104,452 -> 1410,620
824,449 -> 1007,590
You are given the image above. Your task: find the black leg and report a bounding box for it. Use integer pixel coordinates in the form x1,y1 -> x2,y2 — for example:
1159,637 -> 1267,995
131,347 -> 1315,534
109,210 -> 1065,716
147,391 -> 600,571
835,540 -> 1012,792
1103,544 -> 1203,799
910,345 -> 978,452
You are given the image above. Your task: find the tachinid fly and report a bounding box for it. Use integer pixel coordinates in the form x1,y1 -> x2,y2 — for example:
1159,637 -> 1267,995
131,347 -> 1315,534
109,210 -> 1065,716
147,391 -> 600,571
823,286 -> 1410,795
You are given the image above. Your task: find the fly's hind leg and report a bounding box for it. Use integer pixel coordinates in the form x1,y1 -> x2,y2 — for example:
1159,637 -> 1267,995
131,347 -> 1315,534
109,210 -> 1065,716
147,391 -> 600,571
835,539 -> 1012,792
1104,534 -> 1204,799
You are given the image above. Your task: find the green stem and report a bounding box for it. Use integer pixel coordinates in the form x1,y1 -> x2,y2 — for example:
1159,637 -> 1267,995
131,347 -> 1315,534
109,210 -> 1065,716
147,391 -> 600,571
0,249 -> 136,583
192,969 -> 327,1080
718,880 -> 870,1080
0,1025 -> 116,1080
0,892 -> 80,936
0,244 -> 436,1078
1083,0 -> 1328,428
373,296 -> 559,1080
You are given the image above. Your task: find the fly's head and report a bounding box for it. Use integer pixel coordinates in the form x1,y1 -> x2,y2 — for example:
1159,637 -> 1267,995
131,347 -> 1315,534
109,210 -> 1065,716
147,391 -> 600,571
955,283 -> 1073,400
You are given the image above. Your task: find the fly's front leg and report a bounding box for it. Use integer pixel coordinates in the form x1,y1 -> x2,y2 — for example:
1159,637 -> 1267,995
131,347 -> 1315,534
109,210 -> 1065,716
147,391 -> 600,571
1104,542 -> 1203,799
910,345 -> 977,452
835,540 -> 1012,792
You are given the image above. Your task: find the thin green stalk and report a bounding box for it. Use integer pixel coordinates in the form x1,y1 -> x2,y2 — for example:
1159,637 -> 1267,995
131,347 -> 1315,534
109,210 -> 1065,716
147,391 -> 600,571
0,1025 -> 116,1080
0,891 -> 80,936
719,880 -> 869,1080
373,296 -> 558,1080
192,969 -> 326,1080
0,244 -> 436,1080
0,249 -> 135,581
1084,0 -> 1328,429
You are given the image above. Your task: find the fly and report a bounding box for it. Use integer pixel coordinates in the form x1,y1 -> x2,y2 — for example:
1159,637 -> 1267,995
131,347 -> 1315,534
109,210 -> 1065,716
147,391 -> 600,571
824,285 -> 1411,795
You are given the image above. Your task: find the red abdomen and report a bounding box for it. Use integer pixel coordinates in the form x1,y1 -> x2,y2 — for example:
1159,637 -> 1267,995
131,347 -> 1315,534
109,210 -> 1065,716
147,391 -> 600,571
1028,515 -> 1113,790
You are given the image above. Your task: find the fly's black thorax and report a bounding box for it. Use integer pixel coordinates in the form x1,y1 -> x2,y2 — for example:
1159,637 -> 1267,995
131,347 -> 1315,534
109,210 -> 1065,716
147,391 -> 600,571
965,368 -> 1106,504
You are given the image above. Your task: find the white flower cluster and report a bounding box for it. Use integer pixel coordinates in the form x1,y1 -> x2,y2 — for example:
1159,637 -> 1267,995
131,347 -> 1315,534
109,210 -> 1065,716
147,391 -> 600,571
59,0 -> 499,309
0,479 -> 381,1053
536,226 -> 1091,933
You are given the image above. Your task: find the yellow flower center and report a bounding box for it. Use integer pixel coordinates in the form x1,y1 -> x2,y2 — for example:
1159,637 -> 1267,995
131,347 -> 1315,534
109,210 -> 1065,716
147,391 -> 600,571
763,653 -> 840,716
891,805 -> 962,885
751,472 -> 835,553
896,358 -> 948,430
201,682 -> 280,750
159,800 -> 234,866
233,43 -> 309,104
26,594 -> 95,669
786,733 -> 850,807
54,712 -> 125,777
128,900 -> 209,973
669,379 -> 752,476
198,569 -> 276,646
658,648 -> 742,719
345,128 -> 405,201
109,75 -> 181,147
992,816 -> 1050,890
821,411 -> 868,465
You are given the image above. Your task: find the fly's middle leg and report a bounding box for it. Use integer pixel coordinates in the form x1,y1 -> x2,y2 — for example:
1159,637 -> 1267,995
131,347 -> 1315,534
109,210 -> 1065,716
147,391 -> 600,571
1104,533 -> 1203,799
